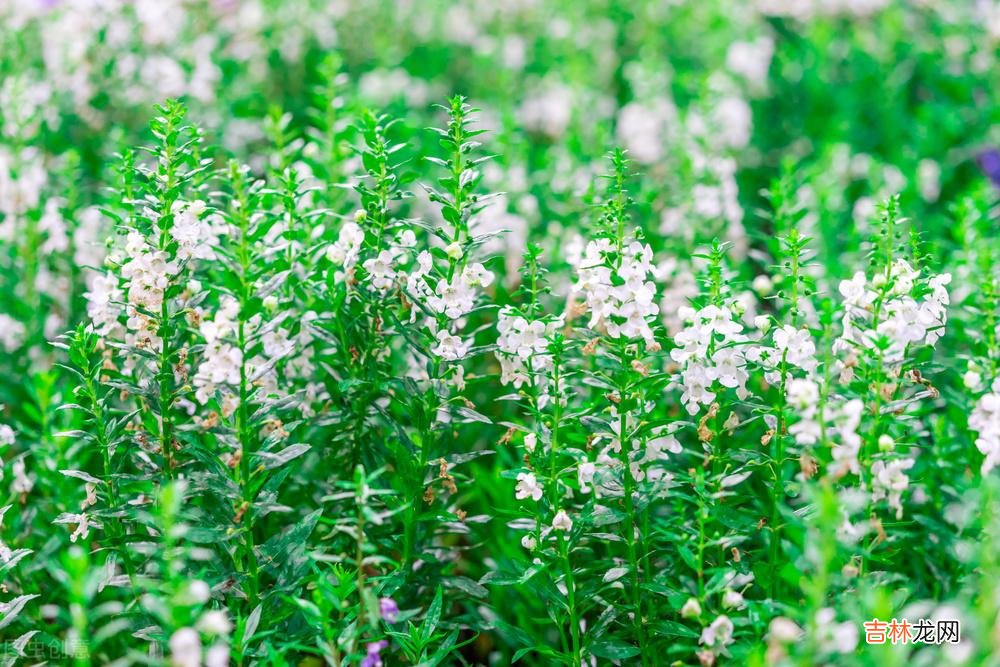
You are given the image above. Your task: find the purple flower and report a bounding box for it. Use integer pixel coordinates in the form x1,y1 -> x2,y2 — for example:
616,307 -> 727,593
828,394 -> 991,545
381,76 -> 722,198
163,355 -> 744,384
360,641 -> 388,667
379,597 -> 400,623
977,148 -> 1000,189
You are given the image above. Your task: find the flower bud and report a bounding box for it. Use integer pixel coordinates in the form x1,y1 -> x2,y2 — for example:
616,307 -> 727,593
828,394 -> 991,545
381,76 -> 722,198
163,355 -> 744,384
722,589 -> 745,610
964,370 -> 983,392
681,597 -> 702,619
752,274 -> 773,295
768,617 -> 802,643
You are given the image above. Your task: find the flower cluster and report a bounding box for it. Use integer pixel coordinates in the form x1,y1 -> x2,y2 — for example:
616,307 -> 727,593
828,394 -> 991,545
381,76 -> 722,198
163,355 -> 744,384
835,260 -> 950,367
671,304 -> 750,414
495,306 -> 563,393
574,237 -> 659,345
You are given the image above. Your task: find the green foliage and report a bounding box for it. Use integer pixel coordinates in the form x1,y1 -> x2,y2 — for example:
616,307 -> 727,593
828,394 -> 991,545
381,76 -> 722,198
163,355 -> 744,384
0,2 -> 998,666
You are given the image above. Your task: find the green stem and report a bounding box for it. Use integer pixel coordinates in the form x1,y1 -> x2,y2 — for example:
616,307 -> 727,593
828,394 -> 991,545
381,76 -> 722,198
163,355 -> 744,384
617,350 -> 649,666
234,173 -> 260,606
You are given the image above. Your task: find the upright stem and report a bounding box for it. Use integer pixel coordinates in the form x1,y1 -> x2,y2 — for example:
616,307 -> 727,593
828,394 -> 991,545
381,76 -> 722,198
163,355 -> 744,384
560,535 -> 581,666
156,120 -> 179,481
617,349 -> 649,666
769,349 -> 789,600
233,172 -> 260,605
86,372 -> 139,597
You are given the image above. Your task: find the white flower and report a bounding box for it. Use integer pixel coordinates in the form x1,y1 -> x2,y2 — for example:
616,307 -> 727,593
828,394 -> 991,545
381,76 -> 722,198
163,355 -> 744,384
362,250 -> 397,291
53,512 -> 96,542
726,37 -> 773,89
11,459 -> 32,494
971,384 -> 1000,474
431,331 -> 470,361
815,608 -> 858,654
700,615 -> 734,648
964,370 -> 984,392
187,580 -> 211,604
680,364 -> 716,415
0,424 -> 13,447
428,276 -> 476,319
871,458 -> 915,518
520,534 -> 537,550
326,222 -> 365,281
169,627 -> 202,667
773,325 -> 817,372
462,263 -> 494,288
786,378 -> 819,411
552,509 -> 573,532
171,200 -> 219,261
768,617 -> 802,643
711,347 -> 748,390
523,433 -> 537,453
839,271 -> 871,308
574,237 -> 659,344
205,644 -> 230,667
194,340 -> 243,405
198,610 -> 232,635
514,472 -> 543,502
85,272 -> 123,336
577,462 -> 596,493
0,314 -> 26,352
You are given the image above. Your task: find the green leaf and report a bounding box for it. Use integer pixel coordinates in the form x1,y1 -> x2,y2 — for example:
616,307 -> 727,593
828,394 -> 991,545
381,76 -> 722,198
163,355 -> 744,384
0,595 -> 38,630
652,620 -> 700,639
588,638 -> 642,660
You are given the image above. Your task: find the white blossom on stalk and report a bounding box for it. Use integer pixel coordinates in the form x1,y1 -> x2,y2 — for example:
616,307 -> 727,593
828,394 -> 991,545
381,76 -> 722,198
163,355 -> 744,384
700,614 -> 735,649
551,509 -> 573,532
362,250 -> 398,291
671,304 -> 751,414
0,424 -> 14,447
494,306 -> 564,401
193,297 -> 241,406
53,512 -> 98,542
85,272 -> 124,337
835,262 -> 950,364
772,325 -> 818,373
971,379 -> 1000,474
577,462 -> 596,493
169,627 -> 202,667
326,221 -> 365,282
428,272 -> 482,320
431,330 -> 470,361
573,238 -> 659,345
786,378 -> 821,445
171,200 -> 222,261
828,399 -> 863,477
205,644 -> 229,667
870,458 -> 915,519
0,314 -> 26,352
681,597 -> 702,619
814,608 -> 859,654
514,472 -> 543,502
11,459 -> 32,494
